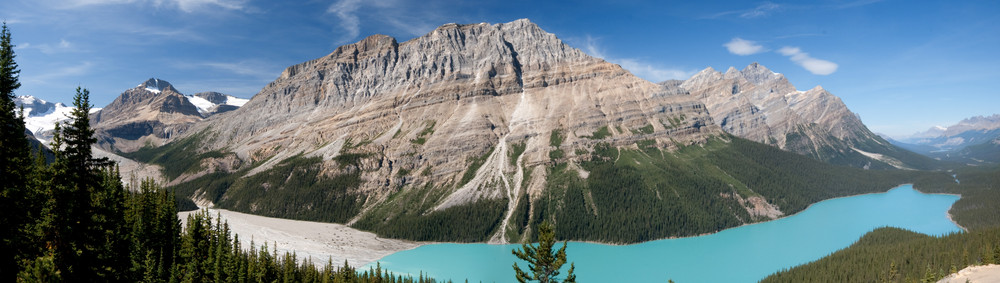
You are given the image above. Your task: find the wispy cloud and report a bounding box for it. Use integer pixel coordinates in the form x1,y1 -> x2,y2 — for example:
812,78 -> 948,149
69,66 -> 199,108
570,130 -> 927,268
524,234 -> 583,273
830,0 -> 884,9
327,0 -> 363,43
22,39 -> 79,54
584,36 -> 694,82
724,38 -> 765,55
55,0 -> 250,13
24,61 -> 96,83
171,0 -> 250,13
740,2 -> 780,18
325,0 -> 439,44
777,46 -> 838,75
175,60 -> 281,81
708,2 -> 782,19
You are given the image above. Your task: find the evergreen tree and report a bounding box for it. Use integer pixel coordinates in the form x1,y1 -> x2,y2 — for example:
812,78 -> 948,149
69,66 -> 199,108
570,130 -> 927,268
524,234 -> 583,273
0,21 -> 32,281
512,221 -> 576,283
44,86 -> 122,281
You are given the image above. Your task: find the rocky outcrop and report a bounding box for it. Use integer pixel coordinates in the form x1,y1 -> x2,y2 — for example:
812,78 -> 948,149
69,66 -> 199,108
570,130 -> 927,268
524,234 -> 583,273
677,63 -> 925,169
92,78 -> 203,152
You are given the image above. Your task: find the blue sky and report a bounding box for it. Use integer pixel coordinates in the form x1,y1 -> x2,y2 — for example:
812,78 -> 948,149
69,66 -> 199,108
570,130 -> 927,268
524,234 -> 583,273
2,0 -> 998,138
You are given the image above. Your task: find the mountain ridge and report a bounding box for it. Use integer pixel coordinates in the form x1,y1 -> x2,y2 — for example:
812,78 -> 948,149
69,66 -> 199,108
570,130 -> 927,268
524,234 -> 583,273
676,62 -> 936,170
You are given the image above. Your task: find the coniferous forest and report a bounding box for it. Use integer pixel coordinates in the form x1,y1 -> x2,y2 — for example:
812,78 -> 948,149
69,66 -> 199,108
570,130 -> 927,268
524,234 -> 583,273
0,23 -> 445,282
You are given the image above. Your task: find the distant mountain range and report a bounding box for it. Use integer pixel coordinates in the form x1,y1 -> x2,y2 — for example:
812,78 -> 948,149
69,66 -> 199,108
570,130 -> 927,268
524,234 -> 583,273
19,19 -> 963,244
888,114 -> 1000,164
15,95 -> 100,142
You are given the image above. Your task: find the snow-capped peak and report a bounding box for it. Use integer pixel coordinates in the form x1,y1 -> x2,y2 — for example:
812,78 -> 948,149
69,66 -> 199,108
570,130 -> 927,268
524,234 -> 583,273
139,78 -> 172,94
184,91 -> 249,115
15,95 -> 101,143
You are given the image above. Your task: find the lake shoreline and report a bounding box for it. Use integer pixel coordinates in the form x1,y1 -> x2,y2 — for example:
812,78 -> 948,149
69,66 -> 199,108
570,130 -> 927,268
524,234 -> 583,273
567,183 -> 931,246
372,182 -> 963,282
907,187 -> 967,233
179,183 -> 962,271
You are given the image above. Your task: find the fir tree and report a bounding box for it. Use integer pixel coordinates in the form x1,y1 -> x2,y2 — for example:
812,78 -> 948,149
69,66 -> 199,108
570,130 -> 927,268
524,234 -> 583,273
44,86 -> 122,281
512,221 -> 576,283
0,21 -> 31,281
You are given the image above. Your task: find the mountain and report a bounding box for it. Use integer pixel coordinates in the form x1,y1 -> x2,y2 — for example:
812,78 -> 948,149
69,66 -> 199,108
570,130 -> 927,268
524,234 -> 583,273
15,95 -> 100,142
676,63 -> 936,170
91,78 -> 204,152
896,114 -> 1000,152
91,78 -> 246,153
186,91 -> 248,116
892,114 -> 1000,164
126,19 -> 926,244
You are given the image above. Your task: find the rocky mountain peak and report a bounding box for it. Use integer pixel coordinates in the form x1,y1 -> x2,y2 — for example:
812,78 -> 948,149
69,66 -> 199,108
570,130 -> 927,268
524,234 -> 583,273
138,78 -> 177,94
741,62 -> 782,85
92,78 -> 202,152
680,63 -> 922,169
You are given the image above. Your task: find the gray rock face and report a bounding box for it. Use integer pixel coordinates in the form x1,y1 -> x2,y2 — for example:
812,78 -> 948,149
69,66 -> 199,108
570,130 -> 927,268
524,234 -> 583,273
92,78 -> 203,152
177,19 -> 721,238
678,63 -> 893,165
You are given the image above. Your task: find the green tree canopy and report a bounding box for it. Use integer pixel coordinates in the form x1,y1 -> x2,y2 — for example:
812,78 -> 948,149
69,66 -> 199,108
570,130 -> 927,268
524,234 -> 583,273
512,221 -> 576,283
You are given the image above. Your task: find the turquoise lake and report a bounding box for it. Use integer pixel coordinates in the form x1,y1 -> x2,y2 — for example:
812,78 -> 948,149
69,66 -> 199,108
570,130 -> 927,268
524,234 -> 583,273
367,185 -> 961,282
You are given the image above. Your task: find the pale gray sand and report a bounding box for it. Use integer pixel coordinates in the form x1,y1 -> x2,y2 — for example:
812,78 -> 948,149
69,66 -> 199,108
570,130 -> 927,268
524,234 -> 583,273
178,208 -> 422,268
937,264 -> 1000,283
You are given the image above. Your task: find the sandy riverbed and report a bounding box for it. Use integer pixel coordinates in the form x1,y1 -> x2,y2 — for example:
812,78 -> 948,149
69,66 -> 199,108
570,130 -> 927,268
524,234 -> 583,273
178,208 -> 423,268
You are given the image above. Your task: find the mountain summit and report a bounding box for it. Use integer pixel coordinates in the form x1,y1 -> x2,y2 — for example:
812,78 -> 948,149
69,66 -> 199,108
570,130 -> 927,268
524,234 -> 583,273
139,78 -> 176,94
677,63 -> 934,169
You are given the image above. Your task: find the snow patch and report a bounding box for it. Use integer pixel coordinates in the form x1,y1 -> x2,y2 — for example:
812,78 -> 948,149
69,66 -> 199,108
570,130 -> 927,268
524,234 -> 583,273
145,87 -> 162,94
185,95 -> 215,114
225,96 -> 249,107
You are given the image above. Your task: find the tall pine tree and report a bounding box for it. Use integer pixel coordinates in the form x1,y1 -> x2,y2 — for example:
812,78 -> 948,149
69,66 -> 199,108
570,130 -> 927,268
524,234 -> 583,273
512,221 -> 576,283
45,86 -> 125,281
0,21 -> 32,281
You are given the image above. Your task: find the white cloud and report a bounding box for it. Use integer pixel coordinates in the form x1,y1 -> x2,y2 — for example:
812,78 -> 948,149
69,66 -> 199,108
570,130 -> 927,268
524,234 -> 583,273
584,36 -> 694,82
724,38 -> 765,55
708,2 -> 782,19
327,0 -> 363,43
777,46 -> 838,75
22,39 -> 78,54
325,0 -> 440,44
56,0 -> 248,13
171,0 -> 249,13
740,2 -> 780,18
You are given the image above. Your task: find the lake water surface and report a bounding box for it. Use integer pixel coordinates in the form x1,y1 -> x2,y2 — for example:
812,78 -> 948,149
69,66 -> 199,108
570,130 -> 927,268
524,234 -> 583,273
368,185 -> 961,282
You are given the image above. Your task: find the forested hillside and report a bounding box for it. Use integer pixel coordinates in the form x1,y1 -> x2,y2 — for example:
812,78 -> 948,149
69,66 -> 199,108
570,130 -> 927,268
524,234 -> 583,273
763,164 -> 1000,282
